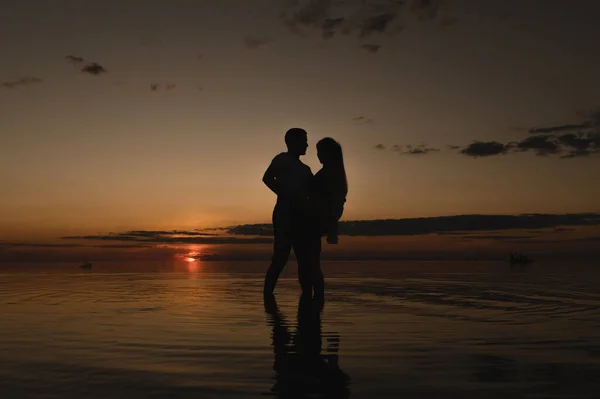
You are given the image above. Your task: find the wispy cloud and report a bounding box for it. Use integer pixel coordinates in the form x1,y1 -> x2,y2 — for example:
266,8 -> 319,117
150,83 -> 177,92
0,242 -> 152,249
1,77 -> 42,89
529,123 -> 592,134
65,55 -> 84,64
352,116 -> 375,123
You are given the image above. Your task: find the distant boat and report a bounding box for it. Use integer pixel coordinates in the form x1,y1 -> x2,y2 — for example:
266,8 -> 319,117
79,262 -> 92,269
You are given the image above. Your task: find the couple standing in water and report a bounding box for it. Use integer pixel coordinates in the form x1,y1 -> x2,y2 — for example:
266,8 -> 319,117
262,128 -> 348,298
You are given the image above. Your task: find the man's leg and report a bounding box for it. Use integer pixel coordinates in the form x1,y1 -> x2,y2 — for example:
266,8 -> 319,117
264,232 -> 292,294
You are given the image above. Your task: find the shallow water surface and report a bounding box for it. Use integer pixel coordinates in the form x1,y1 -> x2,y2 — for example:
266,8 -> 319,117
1,261 -> 599,398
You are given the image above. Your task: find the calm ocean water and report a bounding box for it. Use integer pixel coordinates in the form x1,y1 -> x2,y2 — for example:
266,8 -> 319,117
1,260 -> 599,398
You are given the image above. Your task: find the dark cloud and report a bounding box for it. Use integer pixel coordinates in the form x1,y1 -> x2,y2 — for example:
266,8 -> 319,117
514,135 -> 561,156
505,130 -> 598,159
280,0 -> 416,41
65,55 -> 84,64
521,109 -> 600,158
391,144 -> 440,155
61,230 -> 271,245
225,224 -> 273,237
374,144 -> 386,150
460,141 -> 509,157
359,12 -> 397,37
244,36 -> 271,49
557,132 -> 600,158
81,63 -> 106,75
2,77 -> 42,89
456,132 -> 599,159
287,0 -> 330,27
410,0 -> 440,21
322,17 -> 346,38
224,213 -> 600,237
390,113 -> 600,159
360,44 -> 381,53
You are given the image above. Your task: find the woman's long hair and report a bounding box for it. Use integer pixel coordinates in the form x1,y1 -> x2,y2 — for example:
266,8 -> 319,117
317,137 -> 348,196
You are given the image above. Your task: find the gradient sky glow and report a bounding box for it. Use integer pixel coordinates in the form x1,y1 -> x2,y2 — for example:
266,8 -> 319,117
2,0 -> 600,260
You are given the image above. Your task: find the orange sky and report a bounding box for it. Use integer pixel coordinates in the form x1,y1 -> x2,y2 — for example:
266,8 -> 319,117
1,1 -> 600,259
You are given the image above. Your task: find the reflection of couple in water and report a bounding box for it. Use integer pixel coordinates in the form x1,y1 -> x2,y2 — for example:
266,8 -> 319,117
264,293 -> 350,398
262,128 -> 348,299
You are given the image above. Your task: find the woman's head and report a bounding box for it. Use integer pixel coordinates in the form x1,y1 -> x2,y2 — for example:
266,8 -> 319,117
317,137 -> 348,193
316,137 -> 343,166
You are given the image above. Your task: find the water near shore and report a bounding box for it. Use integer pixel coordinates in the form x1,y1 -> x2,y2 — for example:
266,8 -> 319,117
1,260 -> 599,398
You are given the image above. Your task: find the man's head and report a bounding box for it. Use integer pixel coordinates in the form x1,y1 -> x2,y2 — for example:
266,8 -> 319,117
285,128 -> 308,156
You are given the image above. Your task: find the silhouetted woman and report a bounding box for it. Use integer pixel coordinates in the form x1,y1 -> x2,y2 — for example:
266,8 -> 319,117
301,137 -> 348,298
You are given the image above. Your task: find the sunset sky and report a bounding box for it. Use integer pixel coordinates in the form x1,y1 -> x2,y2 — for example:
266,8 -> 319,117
1,0 -> 600,261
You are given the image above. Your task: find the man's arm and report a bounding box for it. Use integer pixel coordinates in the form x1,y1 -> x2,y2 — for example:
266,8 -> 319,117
262,160 -> 280,195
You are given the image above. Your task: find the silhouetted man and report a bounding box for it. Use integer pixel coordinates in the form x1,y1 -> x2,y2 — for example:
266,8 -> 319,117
262,128 -> 313,294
